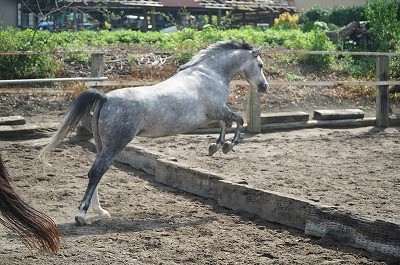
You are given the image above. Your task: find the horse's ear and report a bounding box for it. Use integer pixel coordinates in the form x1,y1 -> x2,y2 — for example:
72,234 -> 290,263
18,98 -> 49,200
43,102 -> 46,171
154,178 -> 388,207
252,46 -> 263,57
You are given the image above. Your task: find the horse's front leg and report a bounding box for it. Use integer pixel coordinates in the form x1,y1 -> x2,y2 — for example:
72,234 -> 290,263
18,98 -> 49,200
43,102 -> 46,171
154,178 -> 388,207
209,121 -> 226,156
222,114 -> 244,154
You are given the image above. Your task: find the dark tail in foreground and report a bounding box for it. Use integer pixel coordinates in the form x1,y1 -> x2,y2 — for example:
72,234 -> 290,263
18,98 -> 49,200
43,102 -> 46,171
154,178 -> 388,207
0,155 -> 61,253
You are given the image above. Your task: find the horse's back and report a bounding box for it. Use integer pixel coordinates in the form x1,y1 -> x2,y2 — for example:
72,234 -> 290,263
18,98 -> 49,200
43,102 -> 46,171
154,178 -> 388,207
99,81 -> 211,137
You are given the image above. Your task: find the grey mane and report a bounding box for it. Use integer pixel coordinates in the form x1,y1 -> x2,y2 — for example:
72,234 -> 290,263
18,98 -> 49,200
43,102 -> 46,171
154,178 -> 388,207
178,40 -> 254,72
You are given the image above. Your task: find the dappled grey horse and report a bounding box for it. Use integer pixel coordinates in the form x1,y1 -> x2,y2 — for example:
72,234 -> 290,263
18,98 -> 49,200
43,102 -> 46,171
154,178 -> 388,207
40,40 -> 269,225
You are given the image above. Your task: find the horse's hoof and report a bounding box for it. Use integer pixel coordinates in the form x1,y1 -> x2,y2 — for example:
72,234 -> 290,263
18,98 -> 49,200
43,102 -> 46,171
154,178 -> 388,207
75,215 -> 85,226
208,144 -> 220,156
84,212 -> 111,224
222,143 -> 234,154
98,209 -> 111,219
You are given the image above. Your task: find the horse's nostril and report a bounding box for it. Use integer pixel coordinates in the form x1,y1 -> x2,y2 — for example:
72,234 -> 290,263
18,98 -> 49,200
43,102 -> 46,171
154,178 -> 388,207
257,82 -> 268,93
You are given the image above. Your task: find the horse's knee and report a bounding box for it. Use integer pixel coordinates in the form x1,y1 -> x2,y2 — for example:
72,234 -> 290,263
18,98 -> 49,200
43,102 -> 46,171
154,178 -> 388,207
236,116 -> 244,126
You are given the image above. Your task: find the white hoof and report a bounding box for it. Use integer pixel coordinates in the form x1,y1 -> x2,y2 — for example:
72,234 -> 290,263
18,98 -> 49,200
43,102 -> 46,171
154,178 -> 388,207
97,209 -> 111,219
84,211 -> 111,224
75,211 -> 86,226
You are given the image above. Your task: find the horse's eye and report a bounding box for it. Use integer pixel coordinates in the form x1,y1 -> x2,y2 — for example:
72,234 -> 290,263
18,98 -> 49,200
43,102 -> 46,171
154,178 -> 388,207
259,63 -> 263,69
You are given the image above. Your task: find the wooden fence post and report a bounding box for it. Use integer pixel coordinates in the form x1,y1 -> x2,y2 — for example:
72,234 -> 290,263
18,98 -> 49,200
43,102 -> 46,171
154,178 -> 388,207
246,86 -> 261,133
376,55 -> 389,127
91,53 -> 104,79
77,53 -> 104,136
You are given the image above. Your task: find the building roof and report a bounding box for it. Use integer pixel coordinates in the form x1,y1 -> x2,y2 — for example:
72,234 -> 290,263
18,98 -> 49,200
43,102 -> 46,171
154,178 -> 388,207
61,0 -> 294,12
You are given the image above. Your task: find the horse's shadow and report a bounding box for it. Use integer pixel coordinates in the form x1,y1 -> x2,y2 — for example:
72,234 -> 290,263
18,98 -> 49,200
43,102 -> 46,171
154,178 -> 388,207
58,213 -> 216,237
342,125 -> 400,140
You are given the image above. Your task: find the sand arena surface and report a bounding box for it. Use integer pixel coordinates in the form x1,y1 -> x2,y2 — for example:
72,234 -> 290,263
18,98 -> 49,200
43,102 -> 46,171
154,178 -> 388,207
0,136 -> 395,264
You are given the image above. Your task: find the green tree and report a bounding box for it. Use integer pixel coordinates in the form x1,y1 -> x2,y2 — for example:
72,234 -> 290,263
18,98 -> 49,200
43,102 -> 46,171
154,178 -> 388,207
364,0 -> 400,52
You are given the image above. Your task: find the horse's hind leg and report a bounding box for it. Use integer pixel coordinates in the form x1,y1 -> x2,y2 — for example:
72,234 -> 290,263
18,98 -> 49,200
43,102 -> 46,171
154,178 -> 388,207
209,121 -> 226,156
88,187 -> 111,222
207,106 -> 244,154
75,149 -> 117,226
222,113 -> 244,154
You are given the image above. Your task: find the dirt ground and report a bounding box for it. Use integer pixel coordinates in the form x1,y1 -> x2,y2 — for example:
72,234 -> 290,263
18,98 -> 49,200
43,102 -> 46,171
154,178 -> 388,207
0,137 -> 397,264
0,65 -> 399,263
132,126 -> 400,225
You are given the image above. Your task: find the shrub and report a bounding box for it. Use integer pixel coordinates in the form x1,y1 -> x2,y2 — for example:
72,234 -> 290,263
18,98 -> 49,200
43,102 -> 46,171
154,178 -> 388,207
0,28 -> 61,79
284,29 -> 336,68
364,0 -> 400,52
273,12 -> 299,30
301,6 -> 365,26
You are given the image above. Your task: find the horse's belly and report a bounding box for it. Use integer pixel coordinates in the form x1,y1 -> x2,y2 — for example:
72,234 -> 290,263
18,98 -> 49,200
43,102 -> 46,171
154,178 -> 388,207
137,116 -> 210,137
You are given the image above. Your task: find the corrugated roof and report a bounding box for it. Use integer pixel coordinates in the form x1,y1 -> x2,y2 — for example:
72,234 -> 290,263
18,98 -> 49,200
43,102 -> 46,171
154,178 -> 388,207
195,0 -> 294,11
62,0 -> 294,11
160,0 -> 202,8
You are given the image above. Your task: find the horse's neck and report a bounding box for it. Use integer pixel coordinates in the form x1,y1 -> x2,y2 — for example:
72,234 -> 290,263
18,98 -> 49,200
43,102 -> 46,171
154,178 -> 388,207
205,50 -> 247,82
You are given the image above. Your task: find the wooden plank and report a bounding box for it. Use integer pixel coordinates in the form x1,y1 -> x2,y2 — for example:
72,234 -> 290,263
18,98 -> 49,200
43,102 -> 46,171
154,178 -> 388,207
85,80 -> 157,87
313,109 -> 364,120
0,88 -> 75,94
266,49 -> 400,57
261,111 -> 309,124
85,79 -> 400,88
0,116 -> 26,125
0,77 -> 108,84
261,117 -> 376,131
0,123 -> 59,138
376,56 -> 390,127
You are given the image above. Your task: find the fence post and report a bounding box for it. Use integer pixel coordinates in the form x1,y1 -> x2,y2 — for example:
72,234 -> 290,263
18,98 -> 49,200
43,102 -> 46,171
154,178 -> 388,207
77,53 -> 104,137
376,55 -> 389,127
91,53 -> 104,80
246,86 -> 261,133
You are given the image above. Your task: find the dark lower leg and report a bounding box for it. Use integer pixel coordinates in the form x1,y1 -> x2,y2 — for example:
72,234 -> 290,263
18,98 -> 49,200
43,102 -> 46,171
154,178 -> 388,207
209,121 -> 226,156
222,116 -> 243,154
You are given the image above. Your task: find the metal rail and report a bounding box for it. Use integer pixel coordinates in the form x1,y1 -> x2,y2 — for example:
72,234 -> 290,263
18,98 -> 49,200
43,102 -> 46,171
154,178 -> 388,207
0,77 -> 108,84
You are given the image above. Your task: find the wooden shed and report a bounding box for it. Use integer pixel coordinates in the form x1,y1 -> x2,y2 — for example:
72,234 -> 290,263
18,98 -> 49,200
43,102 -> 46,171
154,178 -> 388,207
18,0 -> 295,30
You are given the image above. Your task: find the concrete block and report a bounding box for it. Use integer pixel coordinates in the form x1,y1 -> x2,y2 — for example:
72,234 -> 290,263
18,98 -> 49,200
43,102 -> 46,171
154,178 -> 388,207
0,116 -> 26,125
261,112 -> 309,124
117,144 -> 165,175
155,159 -> 223,200
313,109 -> 364,120
217,180 -> 311,230
305,204 -> 400,258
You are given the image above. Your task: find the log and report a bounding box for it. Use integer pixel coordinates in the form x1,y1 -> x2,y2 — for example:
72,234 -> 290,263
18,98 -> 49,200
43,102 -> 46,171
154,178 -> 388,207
326,21 -> 368,44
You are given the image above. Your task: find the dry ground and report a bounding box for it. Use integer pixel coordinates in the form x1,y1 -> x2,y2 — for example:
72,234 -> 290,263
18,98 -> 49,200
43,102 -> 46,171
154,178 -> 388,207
0,137 -> 396,264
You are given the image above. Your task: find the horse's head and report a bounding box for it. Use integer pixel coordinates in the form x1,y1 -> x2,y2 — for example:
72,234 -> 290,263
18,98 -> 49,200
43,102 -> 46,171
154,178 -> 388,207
242,46 -> 269,93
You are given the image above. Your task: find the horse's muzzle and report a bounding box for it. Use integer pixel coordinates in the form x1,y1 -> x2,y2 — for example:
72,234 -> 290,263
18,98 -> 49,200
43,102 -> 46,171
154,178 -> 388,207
257,82 -> 269,93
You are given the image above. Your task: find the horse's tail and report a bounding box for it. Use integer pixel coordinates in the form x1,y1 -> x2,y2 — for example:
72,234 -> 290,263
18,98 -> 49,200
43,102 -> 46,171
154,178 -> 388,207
0,155 -> 61,253
39,89 -> 107,164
